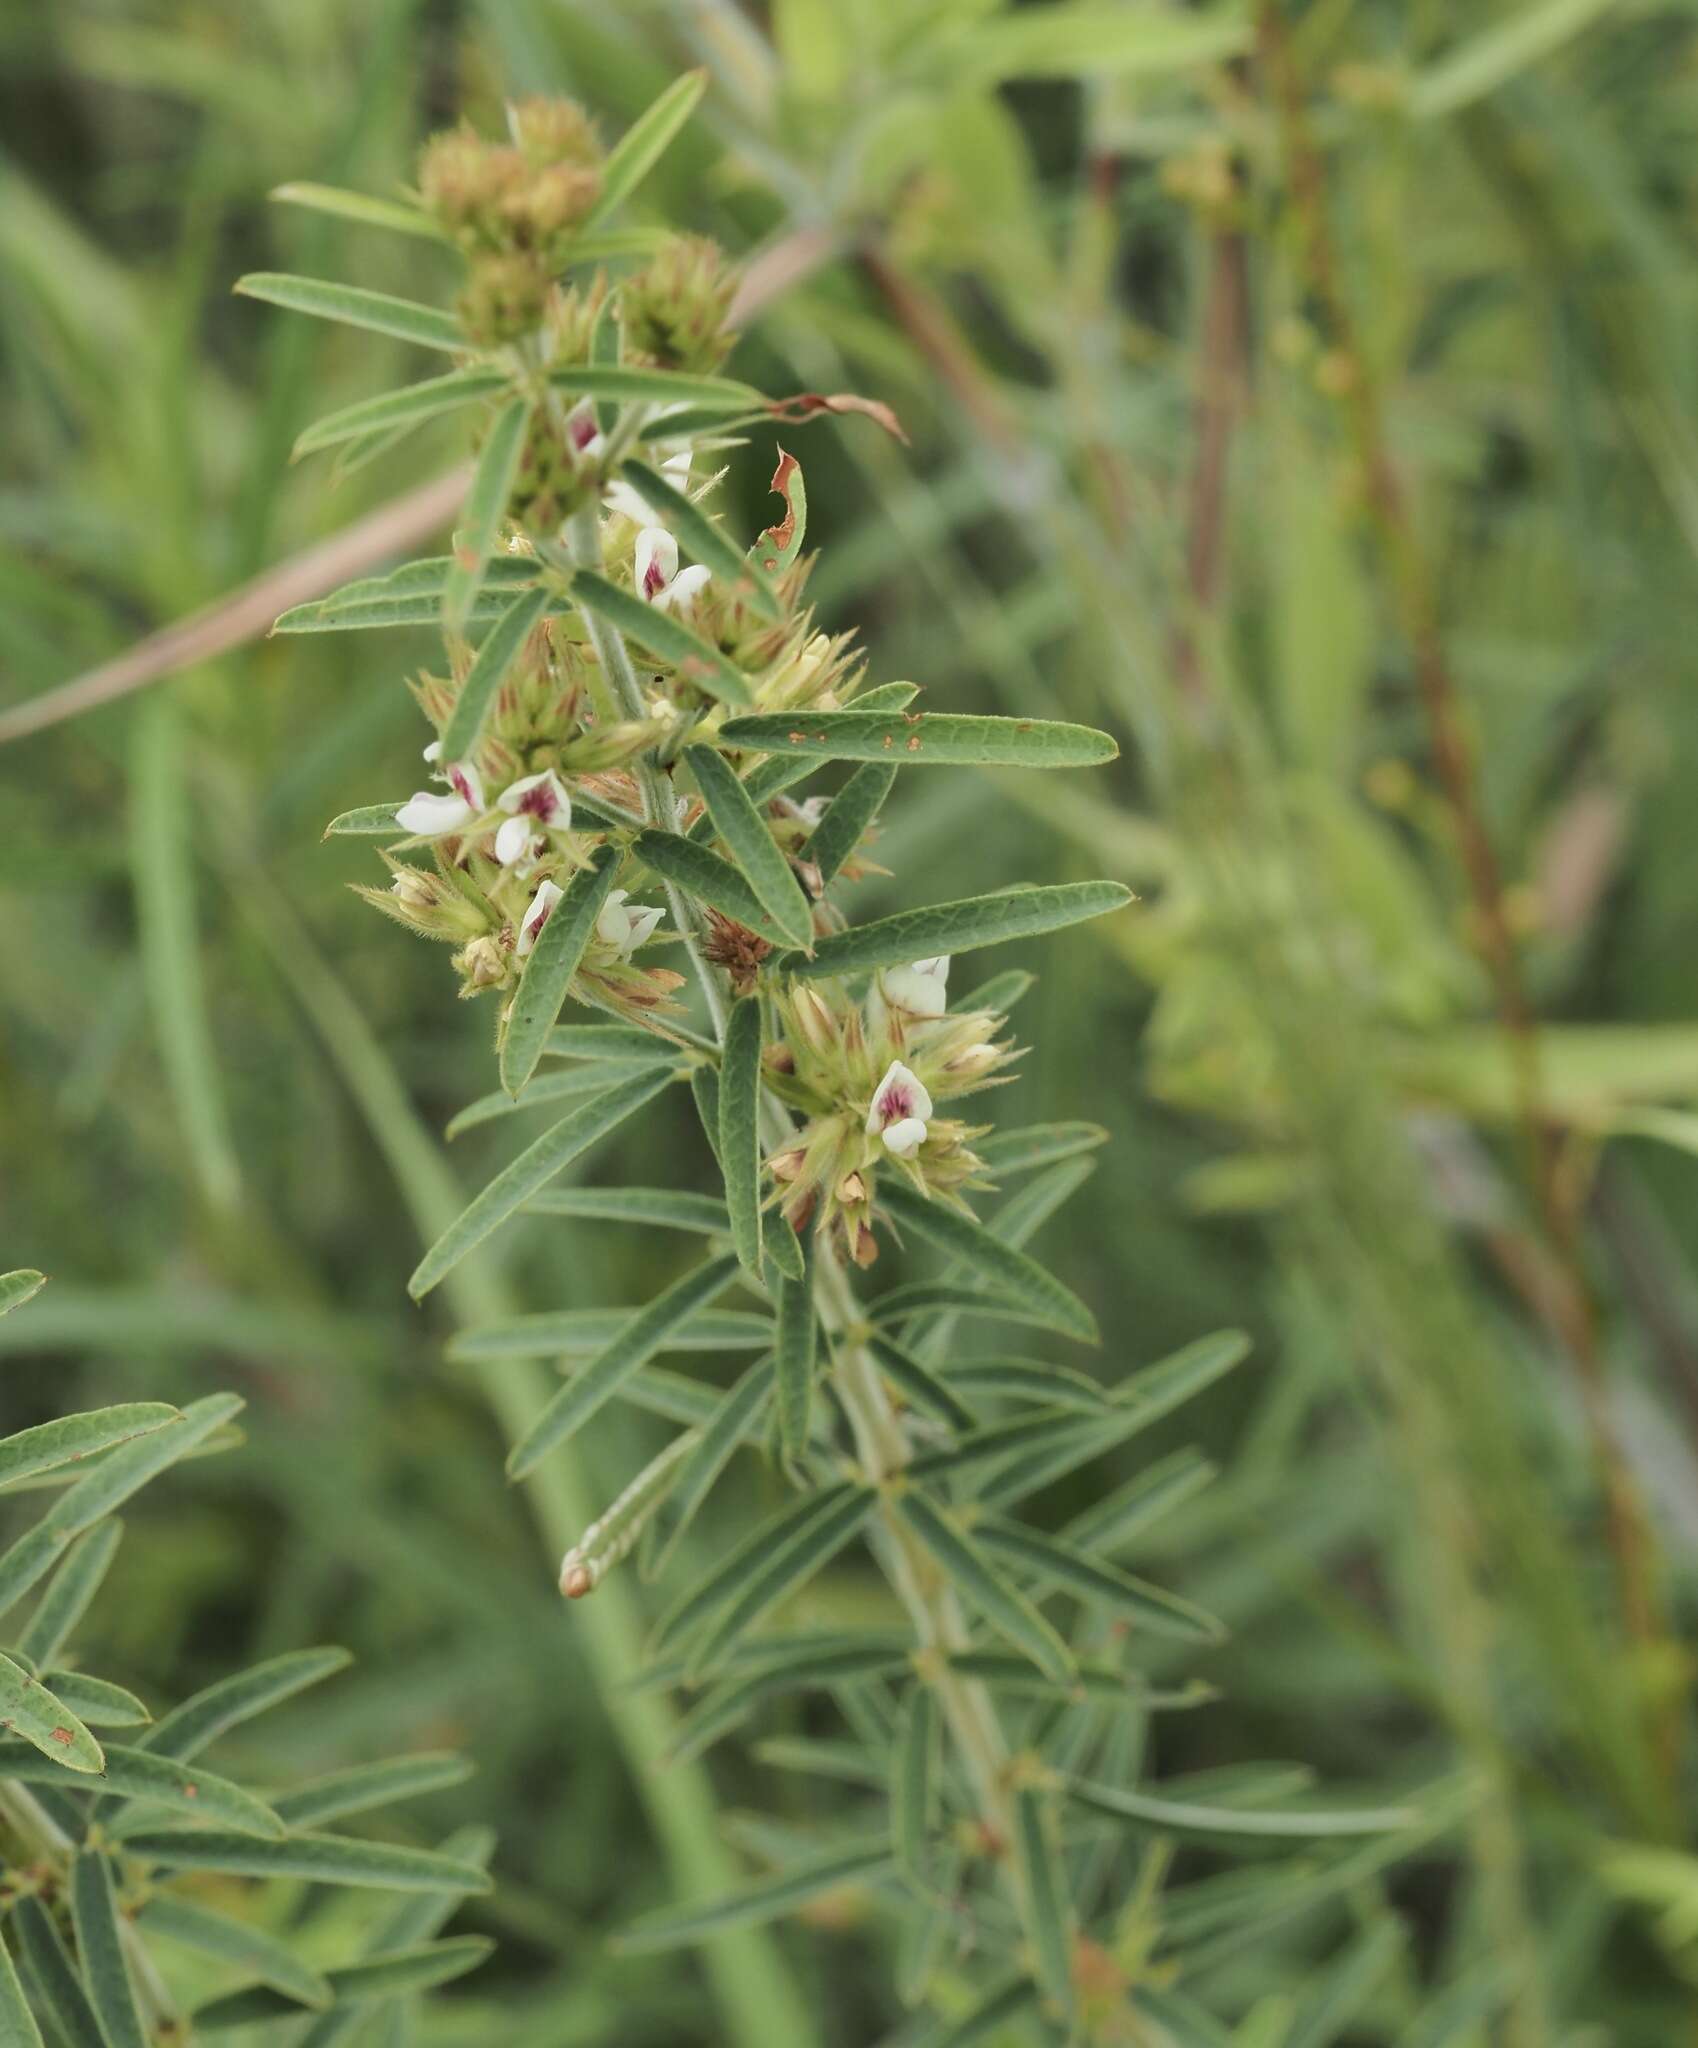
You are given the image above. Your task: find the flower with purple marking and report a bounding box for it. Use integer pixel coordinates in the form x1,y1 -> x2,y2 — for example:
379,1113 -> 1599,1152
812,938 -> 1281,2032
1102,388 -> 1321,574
396,761 -> 485,839
494,768 -> 572,867
634,527 -> 710,615
517,878 -> 563,957
881,955 -> 950,1019
867,1059 -> 933,1159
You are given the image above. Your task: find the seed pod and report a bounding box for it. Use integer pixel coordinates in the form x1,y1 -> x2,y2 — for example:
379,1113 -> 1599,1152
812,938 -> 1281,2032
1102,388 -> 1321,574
558,1430 -> 698,1598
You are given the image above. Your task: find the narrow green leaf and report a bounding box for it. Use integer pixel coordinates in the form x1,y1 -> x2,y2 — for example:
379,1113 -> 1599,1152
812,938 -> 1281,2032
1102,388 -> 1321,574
1068,1776 -> 1419,1839
1061,1446 -> 1215,1555
636,831 -> 778,938
16,1523 -> 122,1668
1012,1786 -> 1074,2023
0,1405 -> 179,1492
449,1305 -> 770,1362
39,1673 -> 149,1727
956,5 -> 1250,83
140,1645 -> 351,1763
0,1270 -> 45,1318
719,997 -> 765,1276
571,570 -> 753,706
1410,0 -> 1618,119
651,1480 -> 865,1656
409,1067 -> 675,1297
976,1123 -> 1108,1176
194,1938 -> 493,2029
956,967 -> 1034,1015
498,845 -> 626,1098
70,1852 -> 149,2048
616,1841 -> 891,1952
804,764 -> 895,888
650,1356 -> 774,1579
583,70 -> 708,227
1,1740 -> 283,1834
527,1185 -> 729,1233
870,1281 -> 1082,1339
775,1251 -> 817,1462
0,1654 -> 103,1773
550,363 -> 764,411
235,273 -> 463,351
947,1359 -> 1107,1411
12,1897 -> 104,2048
688,1486 -> 876,1676
439,584 -> 553,760
139,1897 -> 332,2010
718,710 -> 1118,768
766,1217 -> 805,1284
271,1751 -> 472,1831
442,396 -> 531,633
276,555 -> 545,633
669,1642 -> 906,1763
0,1929 -> 44,2048
892,1689 -> 937,1894
324,802 -> 406,836
917,1971 -> 1037,2046
892,1491 -> 1072,1684
688,747 -> 815,948
0,1396 -> 242,1623
691,1064 -> 722,1168
978,1517 -> 1222,1643
119,1830 -> 494,1891
869,1334 -> 975,1432
295,367 -> 506,455
507,1253 -> 739,1477
450,1063 -> 667,1139
619,462 -> 781,621
790,882 -> 1132,979
545,1023 -> 674,1062
271,182 -> 447,240
878,1180 -> 1095,1342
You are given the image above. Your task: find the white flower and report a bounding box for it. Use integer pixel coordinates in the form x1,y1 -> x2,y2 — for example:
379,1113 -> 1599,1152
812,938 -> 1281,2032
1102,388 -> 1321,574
882,956 -> 950,1019
634,526 -> 711,614
867,1060 -> 933,1157
494,769 -> 572,867
395,762 -> 485,839
517,878 -> 563,957
604,445 -> 692,525
422,740 -> 442,764
596,888 -> 665,959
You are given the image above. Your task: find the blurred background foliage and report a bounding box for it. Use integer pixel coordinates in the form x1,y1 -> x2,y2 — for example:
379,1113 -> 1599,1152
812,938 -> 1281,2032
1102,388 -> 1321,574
4,0 -> 1698,2041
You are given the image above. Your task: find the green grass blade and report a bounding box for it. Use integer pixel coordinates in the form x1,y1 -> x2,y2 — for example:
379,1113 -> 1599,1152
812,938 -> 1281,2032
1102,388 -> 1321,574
892,1490 -> 1072,1684
442,396 -> 532,634
497,844 -> 625,1098
572,570 -> 753,705
719,997 -> 765,1275
716,710 -> 1118,768
235,272 -> 463,351
790,882 -> 1132,979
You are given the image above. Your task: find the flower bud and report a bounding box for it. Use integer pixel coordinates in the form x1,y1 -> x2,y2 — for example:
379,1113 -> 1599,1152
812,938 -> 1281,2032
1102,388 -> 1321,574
619,236 -> 739,375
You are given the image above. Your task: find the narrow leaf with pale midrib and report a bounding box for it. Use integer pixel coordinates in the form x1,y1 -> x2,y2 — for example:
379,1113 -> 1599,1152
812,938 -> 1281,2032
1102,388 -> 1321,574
687,1485 -> 876,1676
39,1672 -> 149,1727
582,69 -> 707,227
0,1403 -> 179,1491
409,1067 -> 675,1297
891,1490 -> 1072,1685
0,1653 -> 103,1772
804,763 -> 895,887
118,1830 -> 494,1891
789,882 -> 1132,979
1013,1786 -> 1075,2024
651,1481 -> 863,1657
0,1269 -> 44,1318
775,1251 -> 817,1462
498,845 -> 625,1098
650,1357 -> 774,1580
71,1853 -> 149,2048
550,363 -> 765,410
688,747 -> 815,947
718,710 -> 1118,768
5,1741 -> 284,1835
234,273 -> 463,352
443,396 -> 532,633
719,998 -> 765,1275
616,1841 -> 891,1952
139,1645 -> 351,1763
877,1179 -> 1096,1342
636,831 -> 779,938
572,571 -> 752,706
439,584 -> 553,761
892,1690 -> 937,1895
527,1185 -> 728,1233
1067,1775 -> 1419,1839
295,367 -> 506,455
0,1930 -> 43,2048
449,1305 -> 771,1361
193,1937 -> 493,2029
13,1897 -> 103,2048
139,1897 -> 332,2011
272,1751 -> 471,1830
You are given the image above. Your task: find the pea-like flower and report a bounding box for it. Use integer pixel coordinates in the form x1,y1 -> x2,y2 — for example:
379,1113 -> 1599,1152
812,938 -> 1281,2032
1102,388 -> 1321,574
494,768 -> 572,867
596,888 -> 665,958
881,956 -> 950,1019
867,1060 -> 933,1158
634,527 -> 711,614
396,761 -> 485,838
517,878 -> 563,957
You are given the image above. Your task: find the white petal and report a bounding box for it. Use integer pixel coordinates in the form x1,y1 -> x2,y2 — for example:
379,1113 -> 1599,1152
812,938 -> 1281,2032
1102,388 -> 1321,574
914,956 -> 949,985
395,790 -> 473,837
517,879 -> 563,956
497,769 -> 569,826
422,740 -> 442,763
882,964 -> 948,1018
596,891 -> 633,948
867,1059 -> 933,1134
882,1117 -> 928,1158
655,563 -> 711,614
623,905 -> 664,951
662,449 -> 693,485
634,527 -> 678,600
445,761 -> 485,811
605,480 -> 651,525
494,815 -> 534,866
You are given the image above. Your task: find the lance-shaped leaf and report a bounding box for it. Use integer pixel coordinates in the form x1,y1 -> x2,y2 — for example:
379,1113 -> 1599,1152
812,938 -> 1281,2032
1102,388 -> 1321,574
438,583 -> 553,761
451,1062 -> 668,1139
1062,1446 -> 1215,1555
651,1480 -> 869,1657
550,363 -> 765,410
0,1395 -> 242,1622
789,881 -> 1132,979
804,763 -> 895,888
583,68 -> 707,226
0,1655 -> 103,1773
139,1646 -> 352,1763
616,1840 -> 892,1952
650,1356 -> 774,1580
765,1216 -> 805,1285
16,1522 -> 121,1667
892,1491 -> 1072,1685
869,1333 -> 975,1432
691,1063 -> 721,1168
636,831 -> 781,939
271,182 -> 447,239
234,273 -> 463,352
13,1897 -> 103,2048
295,367 -> 506,454
978,1518 -> 1222,1642
688,747 -> 814,948
194,1937 -> 493,2030
119,1830 -> 494,1891
324,802 -> 407,836
442,396 -> 532,633
507,1253 -> 740,1478
409,1066 -> 675,1297
70,1853 -> 149,2048
719,997 -> 765,1275
276,555 -> 545,633
527,1185 -> 729,1234
572,571 -> 753,706
1013,1786 -> 1074,2024
948,1359 -> 1108,1411
40,1673 -> 149,1727
1067,1776 -> 1419,1839
877,1180 -> 1096,1343
958,967 -> 1033,1015
498,845 -> 626,1098
921,1971 -> 1038,2047
545,1022 -> 676,1062
272,1751 -> 471,1831
687,1485 -> 876,1676
892,1689 -> 938,1894
670,1640 -> 907,1763
871,1281 -> 1083,1339
977,1123 -> 1108,1176
0,1269 -> 45,1317
620,461 -> 781,621
0,1403 -> 179,1491
718,710 -> 1118,769
775,1253 -> 817,1462
4,1742 -> 284,1835
450,1305 -> 771,1362
139,1897 -> 332,2010
0,1932 -> 43,2048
